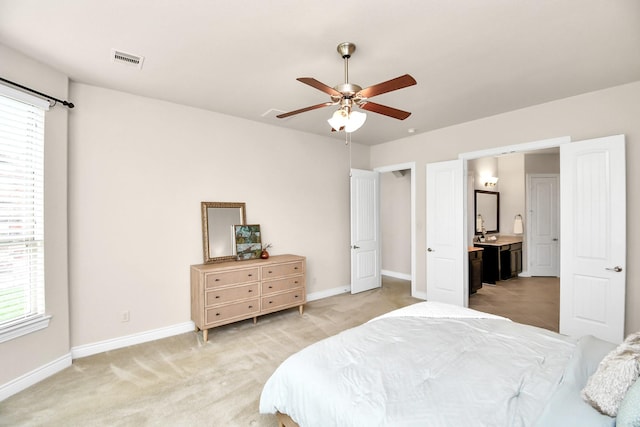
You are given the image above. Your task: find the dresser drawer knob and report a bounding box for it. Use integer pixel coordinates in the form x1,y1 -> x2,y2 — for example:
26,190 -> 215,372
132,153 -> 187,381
248,289 -> 253,293
294,295 -> 299,298
248,274 -> 253,277
268,270 -> 273,274
268,285 -> 273,289
294,266 -> 298,270
248,305 -> 253,309
215,312 -> 220,316
215,278 -> 220,282
268,301 -> 273,304
294,281 -> 298,284
215,295 -> 220,299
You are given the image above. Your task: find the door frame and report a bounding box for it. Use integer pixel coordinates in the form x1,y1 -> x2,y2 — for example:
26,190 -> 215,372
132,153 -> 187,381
374,162 -> 417,297
457,136 -> 570,299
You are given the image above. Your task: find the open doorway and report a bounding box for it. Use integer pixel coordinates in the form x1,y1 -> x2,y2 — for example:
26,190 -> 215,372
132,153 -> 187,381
375,162 -> 416,297
465,149 -> 561,331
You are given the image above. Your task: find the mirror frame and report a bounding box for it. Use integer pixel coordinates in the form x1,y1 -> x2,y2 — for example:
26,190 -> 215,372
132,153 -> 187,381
474,190 -> 500,235
201,201 -> 246,263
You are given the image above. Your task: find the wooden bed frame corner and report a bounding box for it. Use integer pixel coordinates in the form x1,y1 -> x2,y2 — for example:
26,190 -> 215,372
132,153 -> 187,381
277,412 -> 300,427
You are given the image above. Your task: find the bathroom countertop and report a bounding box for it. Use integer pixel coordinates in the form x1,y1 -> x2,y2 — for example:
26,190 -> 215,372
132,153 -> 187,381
474,236 -> 523,246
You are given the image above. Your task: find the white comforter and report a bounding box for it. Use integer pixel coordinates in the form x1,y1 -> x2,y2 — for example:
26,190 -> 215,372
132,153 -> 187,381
259,302 -> 576,427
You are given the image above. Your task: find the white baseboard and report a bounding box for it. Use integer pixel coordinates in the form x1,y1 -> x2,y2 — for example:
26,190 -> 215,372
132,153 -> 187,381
307,285 -> 350,301
381,270 -> 412,281
413,291 -> 427,300
0,352 -> 71,401
71,321 -> 196,359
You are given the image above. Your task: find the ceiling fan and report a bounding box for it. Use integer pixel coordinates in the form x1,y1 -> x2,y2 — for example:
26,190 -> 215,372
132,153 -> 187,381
277,42 -> 417,132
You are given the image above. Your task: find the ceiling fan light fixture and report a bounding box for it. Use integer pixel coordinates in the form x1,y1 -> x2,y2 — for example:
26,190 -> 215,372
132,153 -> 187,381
327,109 -> 348,131
327,109 -> 367,133
344,110 -> 367,133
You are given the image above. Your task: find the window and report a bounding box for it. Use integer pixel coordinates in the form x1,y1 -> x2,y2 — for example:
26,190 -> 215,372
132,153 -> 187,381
0,84 -> 50,343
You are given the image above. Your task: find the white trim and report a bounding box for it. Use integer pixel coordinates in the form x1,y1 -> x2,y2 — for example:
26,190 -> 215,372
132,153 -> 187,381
0,352 -> 71,401
71,321 -> 195,359
0,315 -> 51,344
381,270 -> 412,281
374,162 -> 417,298
0,82 -> 50,110
458,136 -> 571,160
307,285 -> 350,302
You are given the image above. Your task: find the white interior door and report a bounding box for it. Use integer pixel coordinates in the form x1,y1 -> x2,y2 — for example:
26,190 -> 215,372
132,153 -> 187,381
527,174 -> 559,276
350,169 -> 381,294
560,135 -> 626,343
426,159 -> 466,306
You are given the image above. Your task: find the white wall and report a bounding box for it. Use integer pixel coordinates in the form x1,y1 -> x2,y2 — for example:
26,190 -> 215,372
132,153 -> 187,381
498,154 -> 525,236
380,170 -> 411,277
370,80 -> 640,335
0,44 -> 70,388
67,83 -> 369,347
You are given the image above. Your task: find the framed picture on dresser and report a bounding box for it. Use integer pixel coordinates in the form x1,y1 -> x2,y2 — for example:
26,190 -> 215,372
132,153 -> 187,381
235,224 -> 262,260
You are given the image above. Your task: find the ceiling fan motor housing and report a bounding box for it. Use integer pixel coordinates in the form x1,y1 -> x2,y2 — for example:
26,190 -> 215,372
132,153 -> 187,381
334,83 -> 363,98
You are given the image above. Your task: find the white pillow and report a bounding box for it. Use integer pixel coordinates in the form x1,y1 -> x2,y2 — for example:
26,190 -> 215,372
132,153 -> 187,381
581,332 -> 640,417
617,378 -> 640,427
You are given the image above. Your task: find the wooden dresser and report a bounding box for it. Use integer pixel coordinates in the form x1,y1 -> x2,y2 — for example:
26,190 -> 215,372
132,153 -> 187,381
190,254 -> 305,341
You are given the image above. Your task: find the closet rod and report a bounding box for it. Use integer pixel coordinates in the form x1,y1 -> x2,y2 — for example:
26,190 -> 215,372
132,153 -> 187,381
0,76 -> 74,108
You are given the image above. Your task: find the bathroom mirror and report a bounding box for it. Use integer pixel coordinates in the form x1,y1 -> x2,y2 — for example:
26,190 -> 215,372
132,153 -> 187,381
201,202 -> 246,263
474,190 -> 499,235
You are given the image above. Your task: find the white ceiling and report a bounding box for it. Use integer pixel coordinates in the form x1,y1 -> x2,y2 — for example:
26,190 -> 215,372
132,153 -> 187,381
1,0 -> 639,146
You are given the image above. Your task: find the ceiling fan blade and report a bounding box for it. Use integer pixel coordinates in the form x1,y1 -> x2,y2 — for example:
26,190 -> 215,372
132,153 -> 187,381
359,101 -> 412,120
276,102 -> 334,119
357,74 -> 417,99
297,77 -> 342,97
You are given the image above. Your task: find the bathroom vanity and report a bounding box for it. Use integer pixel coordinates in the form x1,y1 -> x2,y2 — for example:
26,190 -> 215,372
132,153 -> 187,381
474,236 -> 522,284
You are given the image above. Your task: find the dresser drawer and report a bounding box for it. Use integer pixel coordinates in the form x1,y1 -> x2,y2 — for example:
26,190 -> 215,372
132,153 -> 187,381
510,242 -> 522,251
205,267 -> 259,288
205,299 -> 260,325
205,283 -> 259,306
262,289 -> 304,312
262,276 -> 304,295
262,261 -> 304,280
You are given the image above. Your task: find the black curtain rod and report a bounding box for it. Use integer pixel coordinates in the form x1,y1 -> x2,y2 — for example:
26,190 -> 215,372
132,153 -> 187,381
0,76 -> 74,108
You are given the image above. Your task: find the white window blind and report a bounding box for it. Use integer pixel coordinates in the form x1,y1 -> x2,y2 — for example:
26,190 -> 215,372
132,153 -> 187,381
0,88 -> 49,342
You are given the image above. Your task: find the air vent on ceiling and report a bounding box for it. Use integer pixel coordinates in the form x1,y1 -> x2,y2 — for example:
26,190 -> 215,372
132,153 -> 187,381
111,49 -> 144,70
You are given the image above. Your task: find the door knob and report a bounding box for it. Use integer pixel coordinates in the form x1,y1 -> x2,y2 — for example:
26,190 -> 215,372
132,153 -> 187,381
427,248 -> 435,252
552,238 -> 558,241
352,245 -> 360,249
605,266 -> 623,272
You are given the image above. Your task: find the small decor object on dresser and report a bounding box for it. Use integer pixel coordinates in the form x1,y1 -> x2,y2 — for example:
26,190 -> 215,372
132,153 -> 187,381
261,243 -> 272,259
235,224 -> 262,260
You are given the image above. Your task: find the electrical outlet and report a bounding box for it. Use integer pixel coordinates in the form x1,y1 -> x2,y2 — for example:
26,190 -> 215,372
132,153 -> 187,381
121,310 -> 130,322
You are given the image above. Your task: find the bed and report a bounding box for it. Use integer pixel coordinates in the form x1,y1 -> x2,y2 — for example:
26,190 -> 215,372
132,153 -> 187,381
259,301 -> 630,427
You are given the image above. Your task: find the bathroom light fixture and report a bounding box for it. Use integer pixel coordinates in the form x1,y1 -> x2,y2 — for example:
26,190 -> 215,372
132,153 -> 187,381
328,107 -> 367,133
484,176 -> 499,187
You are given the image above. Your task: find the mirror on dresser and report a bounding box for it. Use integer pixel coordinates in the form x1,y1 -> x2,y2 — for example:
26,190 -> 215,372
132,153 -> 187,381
474,190 -> 499,234
201,202 -> 246,263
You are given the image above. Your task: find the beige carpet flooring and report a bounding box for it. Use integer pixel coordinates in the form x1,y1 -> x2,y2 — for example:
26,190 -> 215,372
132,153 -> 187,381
0,276 -> 558,426
0,277 -> 420,427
